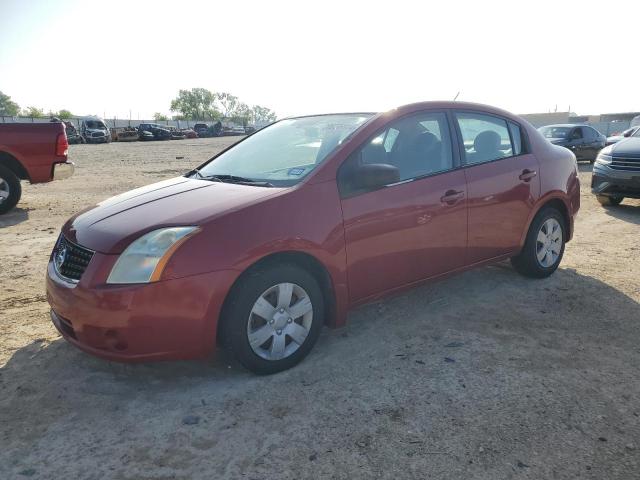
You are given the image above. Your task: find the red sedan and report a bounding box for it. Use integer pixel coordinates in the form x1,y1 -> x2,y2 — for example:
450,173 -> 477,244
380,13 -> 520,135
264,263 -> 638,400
46,101 -> 580,374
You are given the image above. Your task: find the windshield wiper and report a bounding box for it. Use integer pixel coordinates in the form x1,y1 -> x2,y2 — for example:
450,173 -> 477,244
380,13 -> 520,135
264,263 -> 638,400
191,171 -> 273,187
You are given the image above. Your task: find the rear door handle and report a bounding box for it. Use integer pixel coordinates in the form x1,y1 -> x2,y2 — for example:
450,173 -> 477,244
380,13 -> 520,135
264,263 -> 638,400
519,169 -> 537,182
440,189 -> 465,205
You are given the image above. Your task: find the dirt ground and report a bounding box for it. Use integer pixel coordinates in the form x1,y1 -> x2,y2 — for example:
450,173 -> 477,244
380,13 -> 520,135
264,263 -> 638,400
1,138 -> 639,479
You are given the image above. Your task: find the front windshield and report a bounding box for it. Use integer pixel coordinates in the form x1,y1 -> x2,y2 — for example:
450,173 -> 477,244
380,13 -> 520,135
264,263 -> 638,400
539,126 -> 571,138
197,114 -> 373,186
86,120 -> 106,130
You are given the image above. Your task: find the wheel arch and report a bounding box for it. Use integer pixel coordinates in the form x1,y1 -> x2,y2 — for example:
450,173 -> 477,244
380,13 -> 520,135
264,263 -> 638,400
0,151 -> 29,180
217,250 -> 338,343
520,195 -> 572,248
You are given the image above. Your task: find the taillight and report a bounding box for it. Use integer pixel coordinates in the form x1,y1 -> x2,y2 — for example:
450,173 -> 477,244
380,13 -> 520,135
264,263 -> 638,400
56,133 -> 68,157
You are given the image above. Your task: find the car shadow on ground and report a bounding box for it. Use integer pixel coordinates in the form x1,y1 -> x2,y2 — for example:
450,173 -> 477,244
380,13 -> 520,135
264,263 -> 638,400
2,264 -> 640,477
0,207 -> 29,228
2,263 -> 639,418
602,203 -> 640,225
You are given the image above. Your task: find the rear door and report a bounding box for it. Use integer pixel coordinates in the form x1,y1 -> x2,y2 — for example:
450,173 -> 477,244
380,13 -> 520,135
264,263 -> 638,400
453,111 -> 540,265
339,111 -> 467,302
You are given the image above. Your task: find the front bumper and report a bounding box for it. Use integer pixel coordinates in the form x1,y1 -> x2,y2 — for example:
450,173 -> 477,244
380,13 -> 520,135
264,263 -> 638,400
53,162 -> 75,181
592,164 -> 640,198
46,258 -> 238,362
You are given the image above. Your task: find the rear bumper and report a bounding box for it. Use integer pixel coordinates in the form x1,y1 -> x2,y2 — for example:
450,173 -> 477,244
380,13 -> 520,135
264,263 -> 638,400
592,164 -> 640,198
53,162 -> 74,181
46,260 -> 238,362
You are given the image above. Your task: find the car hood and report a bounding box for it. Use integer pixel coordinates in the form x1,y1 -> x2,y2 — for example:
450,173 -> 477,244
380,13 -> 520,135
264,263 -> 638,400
63,176 -> 282,253
610,137 -> 640,157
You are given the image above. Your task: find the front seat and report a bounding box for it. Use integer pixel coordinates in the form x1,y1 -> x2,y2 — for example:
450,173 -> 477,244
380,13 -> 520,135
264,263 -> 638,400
396,131 -> 441,179
472,130 -> 503,163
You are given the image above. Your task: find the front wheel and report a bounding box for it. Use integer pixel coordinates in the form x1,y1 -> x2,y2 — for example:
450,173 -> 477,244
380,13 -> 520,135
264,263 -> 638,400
0,165 -> 22,215
596,195 -> 623,207
220,264 -> 324,374
511,207 -> 565,278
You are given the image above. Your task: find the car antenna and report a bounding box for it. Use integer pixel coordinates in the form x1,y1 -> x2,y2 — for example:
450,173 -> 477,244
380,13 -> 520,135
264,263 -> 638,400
453,91 -> 460,101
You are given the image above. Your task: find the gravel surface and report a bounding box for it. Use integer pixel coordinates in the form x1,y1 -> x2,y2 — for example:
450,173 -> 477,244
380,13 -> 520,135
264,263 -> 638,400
1,138 -> 639,479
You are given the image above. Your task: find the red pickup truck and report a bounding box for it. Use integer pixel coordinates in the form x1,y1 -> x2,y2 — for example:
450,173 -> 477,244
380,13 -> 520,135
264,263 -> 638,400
0,122 -> 74,214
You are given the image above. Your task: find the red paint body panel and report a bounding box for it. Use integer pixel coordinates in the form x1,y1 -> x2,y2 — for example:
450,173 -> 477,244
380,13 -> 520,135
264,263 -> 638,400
0,122 -> 69,182
46,101 -> 580,362
341,169 -> 467,301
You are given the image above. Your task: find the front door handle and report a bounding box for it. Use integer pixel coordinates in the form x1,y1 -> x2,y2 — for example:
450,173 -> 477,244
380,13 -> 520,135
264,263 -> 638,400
440,189 -> 465,205
519,169 -> 537,182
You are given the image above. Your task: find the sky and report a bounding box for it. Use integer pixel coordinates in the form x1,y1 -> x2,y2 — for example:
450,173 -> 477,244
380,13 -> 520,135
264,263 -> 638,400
1,0 -> 638,120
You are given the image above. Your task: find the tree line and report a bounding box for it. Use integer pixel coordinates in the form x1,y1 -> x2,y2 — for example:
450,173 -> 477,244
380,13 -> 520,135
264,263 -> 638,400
167,88 -> 277,125
0,89 -> 277,125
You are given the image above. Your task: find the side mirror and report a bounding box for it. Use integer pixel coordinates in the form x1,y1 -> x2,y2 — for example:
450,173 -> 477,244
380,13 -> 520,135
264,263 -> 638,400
353,163 -> 400,190
624,131 -> 632,137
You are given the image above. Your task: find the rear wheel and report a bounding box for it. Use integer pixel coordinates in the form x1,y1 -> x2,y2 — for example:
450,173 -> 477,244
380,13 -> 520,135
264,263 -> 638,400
220,264 -> 324,374
0,165 -> 22,215
511,207 -> 565,278
596,195 -> 623,207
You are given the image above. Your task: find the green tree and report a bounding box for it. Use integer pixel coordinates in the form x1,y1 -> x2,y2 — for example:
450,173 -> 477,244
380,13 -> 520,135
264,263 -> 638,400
230,102 -> 252,126
251,105 -> 277,124
170,88 -> 220,120
57,109 -> 73,119
153,112 -> 168,121
216,92 -> 239,118
23,106 -> 44,118
0,91 -> 20,116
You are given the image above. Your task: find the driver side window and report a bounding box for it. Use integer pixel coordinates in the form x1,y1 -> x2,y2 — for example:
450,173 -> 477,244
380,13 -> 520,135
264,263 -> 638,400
339,112 -> 454,197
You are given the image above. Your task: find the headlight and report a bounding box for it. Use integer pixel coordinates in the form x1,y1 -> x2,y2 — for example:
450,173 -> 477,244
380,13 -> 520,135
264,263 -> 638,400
595,153 -> 612,165
107,227 -> 200,284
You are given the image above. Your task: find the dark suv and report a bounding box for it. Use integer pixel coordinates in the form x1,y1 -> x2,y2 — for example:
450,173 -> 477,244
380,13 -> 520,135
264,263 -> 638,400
539,124 -> 605,162
592,127 -> 640,206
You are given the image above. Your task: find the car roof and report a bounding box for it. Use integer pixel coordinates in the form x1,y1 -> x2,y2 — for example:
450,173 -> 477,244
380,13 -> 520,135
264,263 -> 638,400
287,101 -> 529,122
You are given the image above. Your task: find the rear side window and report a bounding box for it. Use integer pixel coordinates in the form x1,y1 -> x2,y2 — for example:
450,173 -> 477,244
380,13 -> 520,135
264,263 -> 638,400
455,113 -> 512,165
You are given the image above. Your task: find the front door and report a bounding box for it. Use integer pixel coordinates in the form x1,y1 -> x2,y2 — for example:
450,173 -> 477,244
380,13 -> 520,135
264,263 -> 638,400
453,111 -> 540,264
338,111 -> 467,302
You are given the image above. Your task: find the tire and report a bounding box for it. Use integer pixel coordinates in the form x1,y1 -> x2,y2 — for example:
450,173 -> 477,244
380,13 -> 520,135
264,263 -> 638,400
220,263 -> 324,374
0,164 -> 22,215
511,207 -> 565,278
596,195 -> 623,207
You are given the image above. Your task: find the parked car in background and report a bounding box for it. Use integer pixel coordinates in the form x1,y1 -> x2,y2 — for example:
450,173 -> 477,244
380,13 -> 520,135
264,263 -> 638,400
592,127 -> 640,206
606,126 -> 640,146
115,127 -> 139,142
193,123 -> 210,137
64,121 -> 84,144
46,101 -> 580,374
0,122 -> 74,213
538,124 -> 605,162
80,117 -> 111,144
167,126 -> 186,140
137,123 -> 172,141
223,125 -> 247,136
181,128 -> 198,139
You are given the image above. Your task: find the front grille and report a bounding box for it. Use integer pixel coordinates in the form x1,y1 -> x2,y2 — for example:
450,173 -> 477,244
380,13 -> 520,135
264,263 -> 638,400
610,156 -> 640,171
91,132 -> 104,138
54,235 -> 94,281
